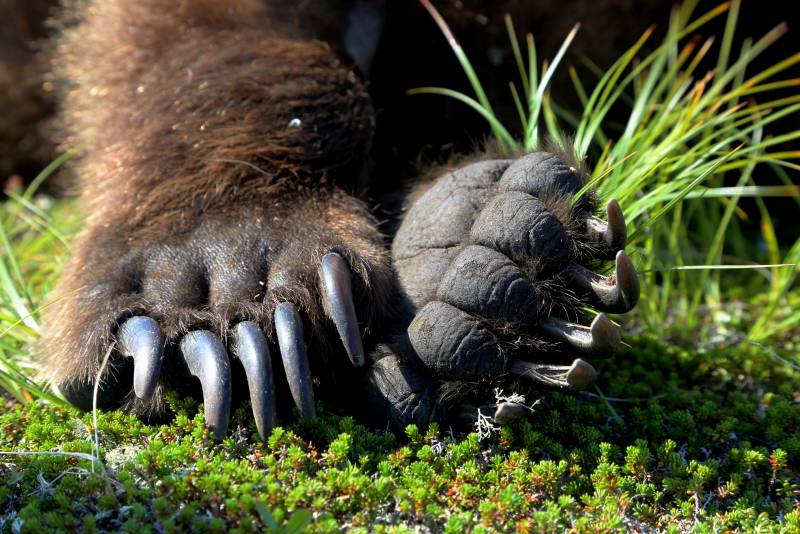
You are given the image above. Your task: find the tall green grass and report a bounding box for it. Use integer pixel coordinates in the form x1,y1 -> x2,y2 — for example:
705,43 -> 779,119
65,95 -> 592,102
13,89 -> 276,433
414,0 -> 800,344
0,154 -> 74,406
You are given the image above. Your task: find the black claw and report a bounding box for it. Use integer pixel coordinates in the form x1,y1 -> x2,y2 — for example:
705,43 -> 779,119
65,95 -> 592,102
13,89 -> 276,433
565,359 -> 599,390
320,252 -> 365,367
566,250 -> 640,313
614,250 -> 640,304
586,199 -> 627,254
179,331 -> 232,440
274,302 -> 316,419
541,313 -> 620,357
231,321 -> 275,441
493,402 -> 529,425
117,316 -> 165,401
509,358 -> 598,391
458,402 -> 527,425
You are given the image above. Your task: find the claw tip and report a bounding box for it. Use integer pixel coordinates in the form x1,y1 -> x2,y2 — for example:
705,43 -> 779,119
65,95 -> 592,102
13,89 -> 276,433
274,302 -> 317,420
179,330 -> 232,441
566,359 -> 597,390
615,250 -> 640,307
320,251 -> 365,367
493,402 -> 528,425
590,313 -> 621,354
605,199 -> 627,248
119,316 -> 164,401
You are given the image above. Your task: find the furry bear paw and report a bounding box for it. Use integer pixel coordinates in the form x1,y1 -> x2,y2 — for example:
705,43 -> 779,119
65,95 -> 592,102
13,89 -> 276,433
42,193 -> 393,440
366,152 -> 639,429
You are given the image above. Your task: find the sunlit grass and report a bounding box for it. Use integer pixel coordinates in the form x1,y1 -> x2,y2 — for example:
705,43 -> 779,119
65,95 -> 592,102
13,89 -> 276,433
414,0 -> 800,345
0,154 -> 75,406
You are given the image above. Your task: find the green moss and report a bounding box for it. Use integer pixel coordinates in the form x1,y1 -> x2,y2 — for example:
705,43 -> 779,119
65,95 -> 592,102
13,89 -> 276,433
2,334 -> 798,532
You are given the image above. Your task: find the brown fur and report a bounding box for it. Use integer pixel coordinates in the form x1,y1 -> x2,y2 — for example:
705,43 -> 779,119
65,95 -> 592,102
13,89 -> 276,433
40,0 -> 393,413
0,0 -> 58,186
53,0 -> 374,230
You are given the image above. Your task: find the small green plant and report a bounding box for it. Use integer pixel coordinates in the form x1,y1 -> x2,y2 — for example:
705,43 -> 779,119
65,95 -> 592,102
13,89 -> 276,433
414,0 -> 800,345
2,340 -> 799,531
255,505 -> 313,534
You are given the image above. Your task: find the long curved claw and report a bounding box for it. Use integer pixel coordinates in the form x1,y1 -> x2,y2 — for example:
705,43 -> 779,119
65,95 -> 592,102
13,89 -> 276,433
458,402 -> 528,425
565,359 -> 599,390
510,358 -> 598,391
320,252 -> 365,367
179,331 -> 232,440
274,302 -> 316,419
586,199 -> 627,254
541,313 -> 621,357
117,316 -> 165,401
231,322 -> 276,441
566,250 -> 640,313
493,402 -> 529,425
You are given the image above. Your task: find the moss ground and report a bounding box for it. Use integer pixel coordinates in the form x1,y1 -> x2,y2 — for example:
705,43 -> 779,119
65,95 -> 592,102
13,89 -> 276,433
2,326 -> 799,532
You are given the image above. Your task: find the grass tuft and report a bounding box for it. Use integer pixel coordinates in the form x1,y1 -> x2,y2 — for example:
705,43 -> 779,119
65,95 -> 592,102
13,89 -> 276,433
0,154 -> 76,407
412,0 -> 800,346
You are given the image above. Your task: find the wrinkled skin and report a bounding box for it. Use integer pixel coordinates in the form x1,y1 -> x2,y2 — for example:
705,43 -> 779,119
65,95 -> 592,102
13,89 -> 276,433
365,153 -> 638,428
36,0 -> 639,439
